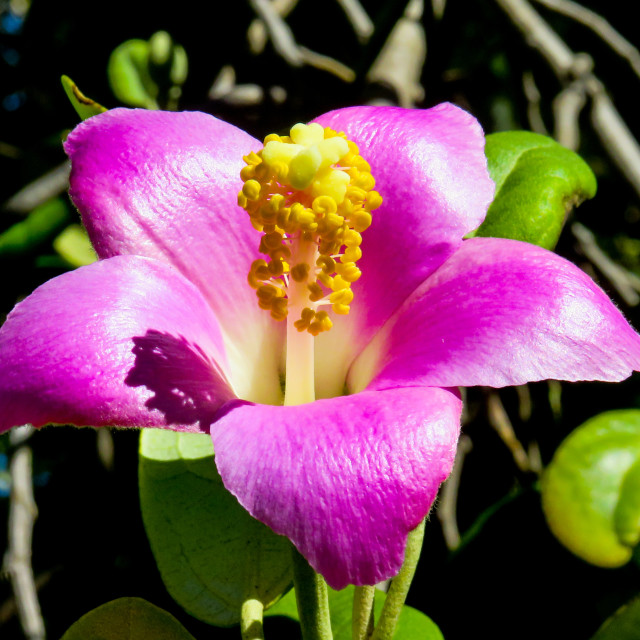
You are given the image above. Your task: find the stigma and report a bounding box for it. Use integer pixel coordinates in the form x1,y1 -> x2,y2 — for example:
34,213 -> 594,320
238,123 -> 382,335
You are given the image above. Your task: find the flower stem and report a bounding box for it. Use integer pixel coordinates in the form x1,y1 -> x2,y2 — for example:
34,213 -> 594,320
352,585 -> 375,640
371,520 -> 426,640
291,546 -> 333,640
240,598 -> 265,640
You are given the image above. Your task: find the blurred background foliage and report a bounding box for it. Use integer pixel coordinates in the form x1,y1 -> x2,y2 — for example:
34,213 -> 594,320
1,0 -> 640,638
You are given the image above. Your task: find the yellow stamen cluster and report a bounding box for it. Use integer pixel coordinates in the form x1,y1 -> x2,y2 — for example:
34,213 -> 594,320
238,122 -> 382,335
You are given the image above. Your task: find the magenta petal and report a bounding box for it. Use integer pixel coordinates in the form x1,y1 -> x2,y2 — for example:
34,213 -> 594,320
314,104 -> 493,325
212,387 -> 461,589
0,256 -> 235,433
312,105 -> 494,391
354,238 -> 640,391
64,108 -> 283,403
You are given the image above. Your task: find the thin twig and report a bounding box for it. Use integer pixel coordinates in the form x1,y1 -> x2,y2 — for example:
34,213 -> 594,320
522,71 -> 549,134
495,0 -> 640,200
3,427 -> 45,640
553,78 -> 587,150
487,392 -> 533,474
589,78 -> 640,198
436,435 -> 472,550
572,222 -> 640,306
298,47 -> 356,83
247,0 -> 299,55
335,0 -> 374,42
367,1 -> 426,107
3,162 -> 70,215
248,0 -> 304,66
533,0 -> 640,80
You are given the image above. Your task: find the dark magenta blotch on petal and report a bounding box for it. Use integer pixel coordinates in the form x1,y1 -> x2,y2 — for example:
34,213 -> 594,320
0,256 -> 235,433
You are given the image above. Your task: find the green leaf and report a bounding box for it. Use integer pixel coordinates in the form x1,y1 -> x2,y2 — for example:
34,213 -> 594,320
591,595 -> 640,640
61,75 -> 107,121
53,223 -> 97,267
139,430 -> 293,626
541,410 -> 640,567
61,597 -> 196,640
108,39 -> 158,109
267,585 -> 443,639
0,198 -> 70,257
472,131 -> 597,249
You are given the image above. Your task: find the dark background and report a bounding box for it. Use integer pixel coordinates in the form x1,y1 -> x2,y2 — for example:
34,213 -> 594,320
1,1 -> 639,638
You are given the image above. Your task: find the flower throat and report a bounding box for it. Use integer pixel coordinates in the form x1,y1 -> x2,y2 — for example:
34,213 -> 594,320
238,122 -> 381,404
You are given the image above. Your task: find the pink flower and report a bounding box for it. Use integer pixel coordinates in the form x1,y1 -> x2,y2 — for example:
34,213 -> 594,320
1,105 -> 639,589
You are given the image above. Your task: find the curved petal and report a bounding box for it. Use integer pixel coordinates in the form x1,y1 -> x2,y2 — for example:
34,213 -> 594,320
211,386 -> 461,589
64,108 -> 283,404
312,104 -> 494,396
350,238 -> 640,392
0,256 -> 236,433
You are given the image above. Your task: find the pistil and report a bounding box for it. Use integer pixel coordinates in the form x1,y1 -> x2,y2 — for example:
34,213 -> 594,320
284,238 -> 317,406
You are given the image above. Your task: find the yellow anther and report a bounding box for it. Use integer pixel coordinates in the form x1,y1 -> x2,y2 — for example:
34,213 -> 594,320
307,282 -> 324,302
343,246 -> 362,263
294,307 -> 316,332
316,255 -> 336,273
336,262 -> 361,283
291,263 -> 311,282
317,271 -> 334,288
352,157 -> 371,172
240,165 -> 256,181
365,191 -> 383,211
343,230 -> 362,246
268,260 -> 285,276
271,298 -> 288,320
332,304 -> 350,315
332,275 -> 350,291
263,133 -> 281,144
312,195 -> 338,216
239,121 -> 383,331
242,179 -> 262,201
243,152 -> 262,165
352,211 -> 372,232
309,310 -> 333,336
330,289 -> 354,305
354,172 -> 375,191
346,186 -> 367,203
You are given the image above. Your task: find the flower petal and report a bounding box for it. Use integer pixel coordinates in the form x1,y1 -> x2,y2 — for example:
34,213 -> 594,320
350,237 -> 640,391
312,104 -> 494,396
64,108 -> 283,403
0,256 -> 235,433
211,386 -> 461,589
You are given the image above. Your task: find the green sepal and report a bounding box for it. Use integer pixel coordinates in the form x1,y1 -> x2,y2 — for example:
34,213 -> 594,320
53,223 -> 97,267
60,597 -> 196,640
108,39 -> 159,109
590,595 -> 640,640
107,31 -> 188,110
472,131 -> 597,249
266,585 -> 443,639
139,430 -> 293,627
61,75 -> 108,121
0,197 -> 70,257
541,410 -> 640,567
